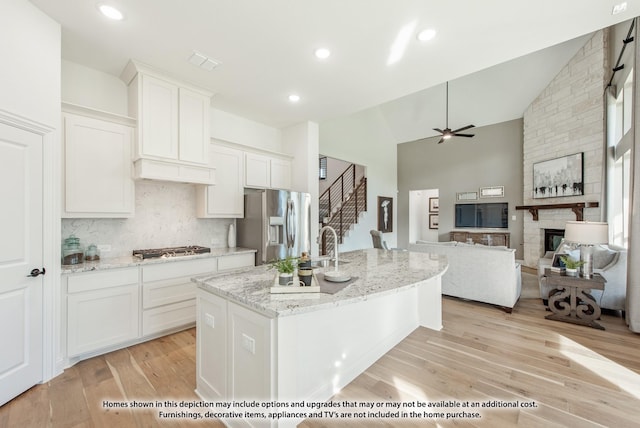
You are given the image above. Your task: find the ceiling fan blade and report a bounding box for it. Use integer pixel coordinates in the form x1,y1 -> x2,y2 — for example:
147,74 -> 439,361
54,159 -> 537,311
433,128 -> 444,134
455,133 -> 475,137
437,137 -> 445,144
452,124 -> 475,133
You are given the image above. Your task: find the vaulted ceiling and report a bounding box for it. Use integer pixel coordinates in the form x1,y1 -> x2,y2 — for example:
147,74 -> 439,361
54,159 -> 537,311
30,1 -> 639,133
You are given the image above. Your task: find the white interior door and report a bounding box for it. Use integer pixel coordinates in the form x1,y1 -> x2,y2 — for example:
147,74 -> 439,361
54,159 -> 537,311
0,122 -> 44,406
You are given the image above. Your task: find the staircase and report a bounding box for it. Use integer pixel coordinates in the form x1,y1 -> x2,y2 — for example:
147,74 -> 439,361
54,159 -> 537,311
319,163 -> 367,256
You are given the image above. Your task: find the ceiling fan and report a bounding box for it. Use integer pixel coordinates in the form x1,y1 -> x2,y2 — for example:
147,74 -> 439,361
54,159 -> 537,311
432,81 -> 475,144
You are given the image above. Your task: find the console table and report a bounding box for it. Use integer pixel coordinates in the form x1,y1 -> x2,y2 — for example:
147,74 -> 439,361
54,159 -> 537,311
450,230 -> 510,247
542,269 -> 606,330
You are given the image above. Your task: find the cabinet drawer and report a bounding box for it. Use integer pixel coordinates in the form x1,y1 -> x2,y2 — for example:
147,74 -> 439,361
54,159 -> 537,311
143,278 -> 196,309
218,253 -> 254,271
142,258 -> 216,282
67,267 -> 138,294
143,300 -> 196,336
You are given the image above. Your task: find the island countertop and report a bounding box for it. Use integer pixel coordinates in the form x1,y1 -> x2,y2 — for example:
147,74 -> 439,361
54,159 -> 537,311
193,248 -> 448,318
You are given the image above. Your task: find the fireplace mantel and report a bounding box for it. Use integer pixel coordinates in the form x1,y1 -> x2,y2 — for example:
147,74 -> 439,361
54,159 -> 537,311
515,202 -> 599,221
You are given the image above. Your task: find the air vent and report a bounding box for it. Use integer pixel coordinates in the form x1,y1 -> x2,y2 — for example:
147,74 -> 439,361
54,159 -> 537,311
188,51 -> 221,71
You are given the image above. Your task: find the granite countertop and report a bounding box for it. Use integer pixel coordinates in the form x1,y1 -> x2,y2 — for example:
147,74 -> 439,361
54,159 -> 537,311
61,247 -> 257,274
193,248 -> 448,318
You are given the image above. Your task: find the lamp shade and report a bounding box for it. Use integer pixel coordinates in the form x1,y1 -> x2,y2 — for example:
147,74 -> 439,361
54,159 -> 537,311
564,221 -> 609,244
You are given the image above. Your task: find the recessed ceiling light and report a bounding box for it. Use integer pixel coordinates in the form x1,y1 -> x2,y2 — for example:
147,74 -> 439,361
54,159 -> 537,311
288,94 -> 300,103
98,4 -> 124,20
417,28 -> 437,42
612,2 -> 627,15
315,48 -> 331,59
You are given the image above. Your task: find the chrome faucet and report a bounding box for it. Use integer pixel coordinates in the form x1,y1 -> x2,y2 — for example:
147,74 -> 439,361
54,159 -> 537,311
317,225 -> 339,271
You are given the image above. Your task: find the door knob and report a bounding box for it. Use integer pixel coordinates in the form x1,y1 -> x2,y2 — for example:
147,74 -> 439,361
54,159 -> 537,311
27,268 -> 46,277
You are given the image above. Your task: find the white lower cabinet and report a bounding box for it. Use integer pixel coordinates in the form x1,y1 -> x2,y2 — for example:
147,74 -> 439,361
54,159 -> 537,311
66,268 -> 139,357
196,290 -> 273,424
141,258 -> 217,336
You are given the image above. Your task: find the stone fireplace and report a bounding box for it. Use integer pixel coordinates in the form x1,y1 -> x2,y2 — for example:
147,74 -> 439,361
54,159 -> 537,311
521,29 -> 607,268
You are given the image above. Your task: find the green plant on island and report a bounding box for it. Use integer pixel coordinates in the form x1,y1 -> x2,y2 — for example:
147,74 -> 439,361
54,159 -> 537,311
269,256 -> 298,275
559,255 -> 585,270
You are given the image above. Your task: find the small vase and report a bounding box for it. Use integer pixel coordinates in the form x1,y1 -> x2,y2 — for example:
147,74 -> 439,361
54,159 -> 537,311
566,268 -> 578,277
228,223 -> 236,248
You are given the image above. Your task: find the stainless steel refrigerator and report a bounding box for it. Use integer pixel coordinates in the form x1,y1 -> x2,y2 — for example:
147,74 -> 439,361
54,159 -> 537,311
236,189 -> 311,265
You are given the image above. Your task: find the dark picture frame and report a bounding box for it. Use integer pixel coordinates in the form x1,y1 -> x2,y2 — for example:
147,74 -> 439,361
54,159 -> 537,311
377,196 -> 393,233
429,197 -> 439,213
533,153 -> 584,199
429,214 -> 439,229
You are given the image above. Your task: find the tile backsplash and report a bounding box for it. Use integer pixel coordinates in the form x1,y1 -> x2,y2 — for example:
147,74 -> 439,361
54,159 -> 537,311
62,180 -> 234,258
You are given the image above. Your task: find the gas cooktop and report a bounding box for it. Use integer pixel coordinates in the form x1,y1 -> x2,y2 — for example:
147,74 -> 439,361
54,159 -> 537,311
132,245 -> 211,259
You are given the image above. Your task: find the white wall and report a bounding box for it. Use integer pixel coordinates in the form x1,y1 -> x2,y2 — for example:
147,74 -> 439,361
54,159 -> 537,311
1,0 -> 61,382
320,107 -> 398,251
61,60 -> 128,115
211,108 -> 283,152
282,122 -> 320,256
409,189 -> 439,243
0,0 -> 60,128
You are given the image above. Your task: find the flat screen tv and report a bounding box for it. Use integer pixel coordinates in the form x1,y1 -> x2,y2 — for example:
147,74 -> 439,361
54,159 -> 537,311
455,203 -> 508,229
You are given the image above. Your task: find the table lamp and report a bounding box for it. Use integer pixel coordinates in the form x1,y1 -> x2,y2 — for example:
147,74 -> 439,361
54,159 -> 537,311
564,221 -> 609,278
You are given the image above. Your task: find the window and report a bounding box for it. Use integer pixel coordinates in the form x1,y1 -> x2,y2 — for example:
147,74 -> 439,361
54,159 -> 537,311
319,156 -> 327,180
606,69 -> 633,248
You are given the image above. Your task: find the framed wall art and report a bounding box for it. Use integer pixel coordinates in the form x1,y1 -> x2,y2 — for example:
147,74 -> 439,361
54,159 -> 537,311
377,196 -> 393,233
533,153 -> 583,199
429,197 -> 439,213
479,186 -> 504,198
456,191 -> 478,201
429,214 -> 439,229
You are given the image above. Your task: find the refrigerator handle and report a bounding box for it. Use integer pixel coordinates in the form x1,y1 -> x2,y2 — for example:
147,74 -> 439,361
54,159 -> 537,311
286,199 -> 296,249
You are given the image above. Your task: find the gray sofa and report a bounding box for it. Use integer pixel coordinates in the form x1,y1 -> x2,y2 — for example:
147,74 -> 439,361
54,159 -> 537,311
409,241 -> 522,311
537,242 -> 628,311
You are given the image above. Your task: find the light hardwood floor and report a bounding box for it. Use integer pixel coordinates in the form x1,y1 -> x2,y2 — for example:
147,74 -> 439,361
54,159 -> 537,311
2,284 -> 640,427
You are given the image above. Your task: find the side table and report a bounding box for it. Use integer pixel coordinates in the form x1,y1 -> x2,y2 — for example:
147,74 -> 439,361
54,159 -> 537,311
542,269 -> 606,330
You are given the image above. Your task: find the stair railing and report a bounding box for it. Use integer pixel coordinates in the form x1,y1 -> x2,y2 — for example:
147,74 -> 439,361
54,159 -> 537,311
321,177 -> 367,256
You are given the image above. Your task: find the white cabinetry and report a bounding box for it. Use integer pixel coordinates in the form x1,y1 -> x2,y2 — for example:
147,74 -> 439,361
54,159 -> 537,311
66,268 -> 139,357
121,60 -> 214,185
196,290 -> 273,408
141,258 -> 216,336
245,152 -> 292,190
197,144 -> 244,218
62,110 -> 134,218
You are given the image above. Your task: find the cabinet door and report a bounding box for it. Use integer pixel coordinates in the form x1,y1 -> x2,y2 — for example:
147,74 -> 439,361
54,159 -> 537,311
178,88 -> 209,165
67,284 -> 139,357
63,114 -> 134,217
140,74 -> 179,160
270,158 -> 292,190
451,232 -> 468,242
197,145 -> 244,218
197,290 -> 228,401
245,153 -> 270,188
228,302 -> 273,403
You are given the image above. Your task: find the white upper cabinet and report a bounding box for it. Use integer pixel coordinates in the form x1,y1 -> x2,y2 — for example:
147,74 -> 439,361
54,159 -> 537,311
121,60 -> 214,185
245,152 -> 292,190
197,143 -> 244,218
178,87 -> 210,164
139,74 -> 179,160
62,110 -> 135,218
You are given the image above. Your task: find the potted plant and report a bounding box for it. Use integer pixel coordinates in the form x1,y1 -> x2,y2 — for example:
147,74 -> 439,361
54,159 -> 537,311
270,256 -> 298,285
559,255 -> 585,277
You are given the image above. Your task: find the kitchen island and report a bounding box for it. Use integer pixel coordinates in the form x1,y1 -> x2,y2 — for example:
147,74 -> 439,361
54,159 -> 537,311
193,248 -> 448,428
